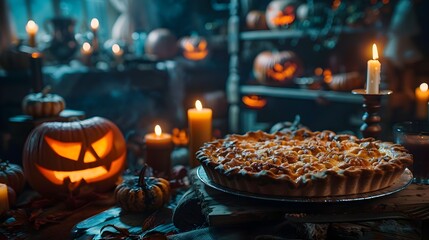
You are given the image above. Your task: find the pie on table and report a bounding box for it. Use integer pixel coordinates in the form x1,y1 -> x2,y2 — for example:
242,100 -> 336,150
197,128 -> 413,197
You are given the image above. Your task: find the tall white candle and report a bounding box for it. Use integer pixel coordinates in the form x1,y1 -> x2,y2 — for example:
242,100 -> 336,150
366,43 -> 381,94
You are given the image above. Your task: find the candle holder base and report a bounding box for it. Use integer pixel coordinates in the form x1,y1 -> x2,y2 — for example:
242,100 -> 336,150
352,89 -> 393,139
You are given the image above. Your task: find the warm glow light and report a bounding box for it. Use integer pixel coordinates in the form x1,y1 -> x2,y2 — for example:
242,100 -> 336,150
195,100 -> 203,110
25,20 -> 38,34
90,18 -> 99,30
45,136 -> 81,161
155,125 -> 162,136
112,44 -> 122,55
372,43 -> 379,60
420,83 -> 429,92
36,155 -> 125,184
82,42 -> 91,52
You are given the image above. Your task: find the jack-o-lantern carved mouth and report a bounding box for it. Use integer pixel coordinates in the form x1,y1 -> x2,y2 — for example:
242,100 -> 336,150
267,63 -> 297,81
35,153 -> 125,185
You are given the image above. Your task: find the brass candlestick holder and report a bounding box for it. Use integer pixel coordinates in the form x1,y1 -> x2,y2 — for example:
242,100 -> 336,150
352,89 -> 393,139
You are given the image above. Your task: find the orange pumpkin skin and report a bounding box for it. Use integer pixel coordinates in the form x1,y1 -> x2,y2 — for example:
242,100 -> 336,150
253,51 -> 302,86
246,10 -> 268,30
22,117 -> 126,197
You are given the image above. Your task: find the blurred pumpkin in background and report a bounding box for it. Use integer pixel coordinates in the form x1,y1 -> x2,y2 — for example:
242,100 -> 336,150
246,10 -> 268,30
266,0 -> 300,29
253,50 -> 302,86
145,28 -> 178,60
179,35 -> 209,61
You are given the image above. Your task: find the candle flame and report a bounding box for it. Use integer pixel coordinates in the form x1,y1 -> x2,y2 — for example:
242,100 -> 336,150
420,83 -> 428,92
26,20 -> 38,34
195,100 -> 203,110
90,18 -> 99,30
155,125 -> 162,136
82,42 -> 91,52
372,43 -> 379,60
112,44 -> 121,54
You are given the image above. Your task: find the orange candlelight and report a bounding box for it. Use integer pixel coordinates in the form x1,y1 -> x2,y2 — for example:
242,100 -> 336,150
188,100 -> 212,167
416,83 -> 429,120
144,125 -> 173,179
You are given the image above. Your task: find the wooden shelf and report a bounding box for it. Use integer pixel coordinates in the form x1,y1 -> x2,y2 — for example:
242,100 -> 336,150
240,27 -> 376,41
240,85 -> 363,104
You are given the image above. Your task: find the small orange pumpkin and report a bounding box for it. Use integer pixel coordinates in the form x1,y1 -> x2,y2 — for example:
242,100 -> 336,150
114,165 -> 170,212
22,117 -> 127,197
22,86 -> 65,118
253,50 -> 302,86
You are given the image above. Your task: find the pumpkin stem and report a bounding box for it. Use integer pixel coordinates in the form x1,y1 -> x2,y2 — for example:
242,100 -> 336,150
0,159 -> 8,171
138,164 -> 148,188
41,85 -> 52,97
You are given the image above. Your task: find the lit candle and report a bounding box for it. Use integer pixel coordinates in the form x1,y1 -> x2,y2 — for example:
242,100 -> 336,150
25,20 -> 38,48
188,100 -> 212,167
145,125 -> 173,179
90,18 -> 99,33
366,43 -> 381,94
90,18 -> 99,52
415,83 -> 429,120
80,42 -> 93,66
0,183 -> 9,213
112,44 -> 124,65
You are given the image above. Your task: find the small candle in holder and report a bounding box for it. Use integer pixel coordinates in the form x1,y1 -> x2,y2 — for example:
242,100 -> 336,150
25,20 -> 38,48
0,183 -> 9,213
112,44 -> 124,65
366,43 -> 381,94
90,18 -> 99,33
90,18 -> 99,52
145,125 -> 173,179
80,42 -> 93,66
415,83 -> 429,120
188,100 -> 212,167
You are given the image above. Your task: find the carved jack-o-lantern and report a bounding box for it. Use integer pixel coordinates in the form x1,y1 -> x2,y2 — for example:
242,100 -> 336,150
179,36 -> 209,61
23,117 -> 126,196
253,50 -> 302,86
266,0 -> 300,29
242,95 -> 268,109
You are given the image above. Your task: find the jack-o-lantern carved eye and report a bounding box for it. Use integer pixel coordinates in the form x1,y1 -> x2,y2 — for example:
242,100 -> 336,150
85,130 -> 113,162
45,137 -> 82,161
45,130 -> 113,163
183,41 -> 195,52
198,40 -> 207,50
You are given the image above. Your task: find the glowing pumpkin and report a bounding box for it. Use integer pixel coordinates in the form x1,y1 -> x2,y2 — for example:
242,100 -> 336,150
22,117 -> 126,197
179,36 -> 209,61
253,50 -> 302,86
242,95 -> 267,109
266,0 -> 300,29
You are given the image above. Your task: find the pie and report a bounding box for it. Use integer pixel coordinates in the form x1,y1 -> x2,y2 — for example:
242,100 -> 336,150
197,128 -> 413,197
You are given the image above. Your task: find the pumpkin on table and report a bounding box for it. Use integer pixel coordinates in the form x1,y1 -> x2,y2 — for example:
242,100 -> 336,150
22,117 -> 126,197
246,10 -> 268,30
22,85 -> 65,118
145,28 -> 178,60
114,165 -> 170,212
0,159 -> 25,195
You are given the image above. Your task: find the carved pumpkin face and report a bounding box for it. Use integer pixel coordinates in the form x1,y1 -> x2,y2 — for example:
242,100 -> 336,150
253,50 -> 302,86
180,36 -> 209,61
266,0 -> 298,29
242,95 -> 267,109
23,117 -> 126,196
